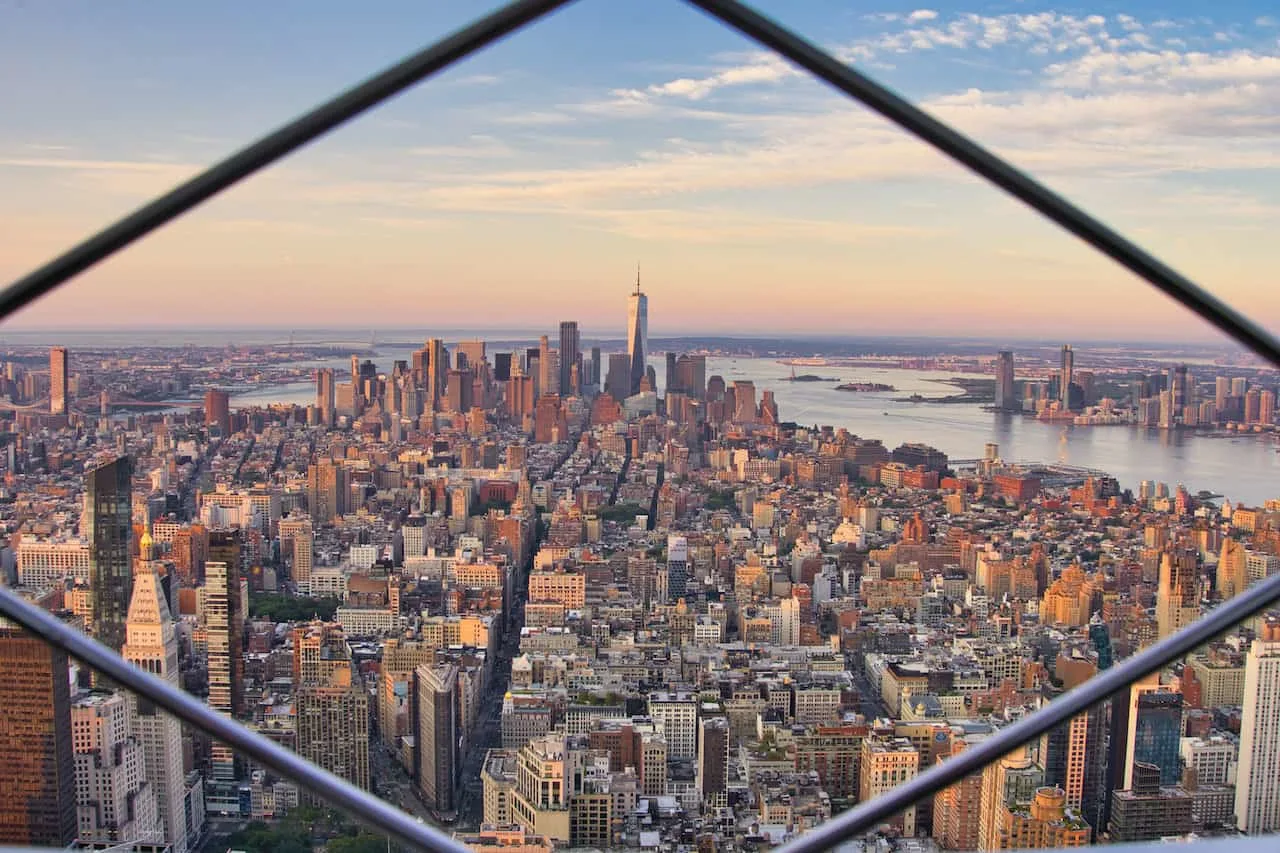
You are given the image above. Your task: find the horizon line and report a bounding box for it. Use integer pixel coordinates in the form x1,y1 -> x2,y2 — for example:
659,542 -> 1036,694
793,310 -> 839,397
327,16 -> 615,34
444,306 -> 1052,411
0,325 -> 1249,350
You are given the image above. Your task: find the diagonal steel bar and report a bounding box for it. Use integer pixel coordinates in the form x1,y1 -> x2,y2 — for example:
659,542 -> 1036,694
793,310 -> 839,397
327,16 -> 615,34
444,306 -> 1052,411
0,587 -> 471,853
686,0 -> 1280,370
0,0 -> 576,321
771,571 -> 1280,853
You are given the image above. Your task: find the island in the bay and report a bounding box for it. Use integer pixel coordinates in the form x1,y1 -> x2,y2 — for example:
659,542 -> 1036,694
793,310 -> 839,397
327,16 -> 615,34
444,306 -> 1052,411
835,381 -> 896,392
787,373 -> 840,382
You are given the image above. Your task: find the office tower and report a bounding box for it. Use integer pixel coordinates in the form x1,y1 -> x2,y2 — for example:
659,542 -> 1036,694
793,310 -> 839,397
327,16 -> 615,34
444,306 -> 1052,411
1108,761 -> 1194,842
308,458 -> 348,523
204,388 -> 231,434
590,347 -> 601,390
416,663 -> 460,815
445,368 -> 473,413
507,368 -> 535,420
494,352 -> 513,382
1169,364 -> 1189,413
1235,618 -> 1280,833
295,623 -> 370,800
316,368 -> 335,426
698,717 -> 729,805
1214,376 -> 1230,411
667,535 -> 689,603
558,321 -> 580,396
123,564 -> 188,853
1040,710 -> 1089,811
627,269 -> 648,396
732,380 -> 757,423
605,353 -> 632,403
458,339 -> 486,372
0,621 -> 77,847
978,744 -> 1043,850
1113,674 -> 1183,791
1059,345 -> 1073,406
862,736 -> 920,836
1262,389 -> 1276,425
1218,537 -> 1247,600
647,692 -> 698,760
86,454 -> 134,654
1156,545 -> 1200,639
538,335 -> 551,399
510,735 -> 572,843
995,351 -> 1016,411
425,338 -> 447,409
280,517 -> 314,593
665,352 -> 677,394
49,345 -> 68,415
205,538 -> 244,778
72,692 -> 160,846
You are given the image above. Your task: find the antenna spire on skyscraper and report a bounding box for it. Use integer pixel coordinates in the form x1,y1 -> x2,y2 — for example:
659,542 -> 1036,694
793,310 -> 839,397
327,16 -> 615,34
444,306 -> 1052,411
635,262 -> 641,295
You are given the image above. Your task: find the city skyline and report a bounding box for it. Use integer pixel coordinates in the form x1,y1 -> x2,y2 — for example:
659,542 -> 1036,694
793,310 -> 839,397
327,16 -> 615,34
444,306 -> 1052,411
2,2 -> 1280,338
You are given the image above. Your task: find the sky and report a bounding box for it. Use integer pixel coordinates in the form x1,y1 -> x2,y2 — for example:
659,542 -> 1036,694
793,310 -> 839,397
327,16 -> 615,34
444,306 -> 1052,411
1,0 -> 1279,341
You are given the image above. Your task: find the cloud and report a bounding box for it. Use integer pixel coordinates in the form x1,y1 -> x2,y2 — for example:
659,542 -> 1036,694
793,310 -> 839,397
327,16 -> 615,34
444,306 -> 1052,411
409,135 -> 516,160
0,156 -> 202,198
578,207 -> 935,244
907,9 -> 939,23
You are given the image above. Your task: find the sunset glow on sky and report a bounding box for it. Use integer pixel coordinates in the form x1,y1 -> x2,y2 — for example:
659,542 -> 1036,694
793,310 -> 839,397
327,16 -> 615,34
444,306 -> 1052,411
2,1 -> 1279,340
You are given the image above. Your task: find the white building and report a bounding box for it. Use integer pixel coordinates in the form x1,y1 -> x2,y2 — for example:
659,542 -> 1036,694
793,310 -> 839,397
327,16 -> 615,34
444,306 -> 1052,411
1236,624 -> 1280,833
335,607 -> 399,637
72,692 -> 160,847
648,692 -> 697,760
123,564 -> 189,853
17,538 -> 90,587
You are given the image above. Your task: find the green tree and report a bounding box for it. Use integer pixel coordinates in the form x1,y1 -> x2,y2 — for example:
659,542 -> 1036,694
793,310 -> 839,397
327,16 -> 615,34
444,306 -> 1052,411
225,821 -> 310,853
249,593 -> 341,622
329,833 -> 403,853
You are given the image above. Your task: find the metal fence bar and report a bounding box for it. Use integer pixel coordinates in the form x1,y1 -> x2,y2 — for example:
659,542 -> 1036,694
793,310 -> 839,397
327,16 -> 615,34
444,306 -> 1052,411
686,0 -> 1280,369
0,587 -> 470,853
0,0 -> 576,321
774,572 -> 1280,853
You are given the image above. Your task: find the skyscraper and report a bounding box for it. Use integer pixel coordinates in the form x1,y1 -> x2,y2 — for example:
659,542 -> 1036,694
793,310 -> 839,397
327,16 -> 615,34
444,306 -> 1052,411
71,692 -> 159,846
1059,345 -> 1074,407
627,268 -> 648,396
425,338 -> 447,409
123,564 -> 188,853
204,388 -> 231,434
493,352 -> 513,382
0,620 -> 77,847
538,335 -> 551,398
1114,674 -> 1184,791
590,346 -> 601,390
1156,545 -> 1200,639
308,458 -> 348,523
605,354 -> 632,403
416,663 -> 460,816
206,532 -> 244,781
86,455 -> 134,654
295,623 -> 370,801
1235,618 -> 1280,834
49,346 -> 68,415
316,368 -> 335,426
559,321 -> 580,396
995,351 -> 1016,411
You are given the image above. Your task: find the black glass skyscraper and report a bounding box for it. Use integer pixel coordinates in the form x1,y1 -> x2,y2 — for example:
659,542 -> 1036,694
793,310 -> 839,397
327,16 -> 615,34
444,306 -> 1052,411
85,454 -> 133,654
559,321 -> 580,396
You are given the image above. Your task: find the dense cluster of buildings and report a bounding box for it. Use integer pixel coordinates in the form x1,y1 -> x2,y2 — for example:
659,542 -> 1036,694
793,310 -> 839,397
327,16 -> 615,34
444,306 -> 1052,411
994,345 -> 1278,431
1,288 -> 1279,852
